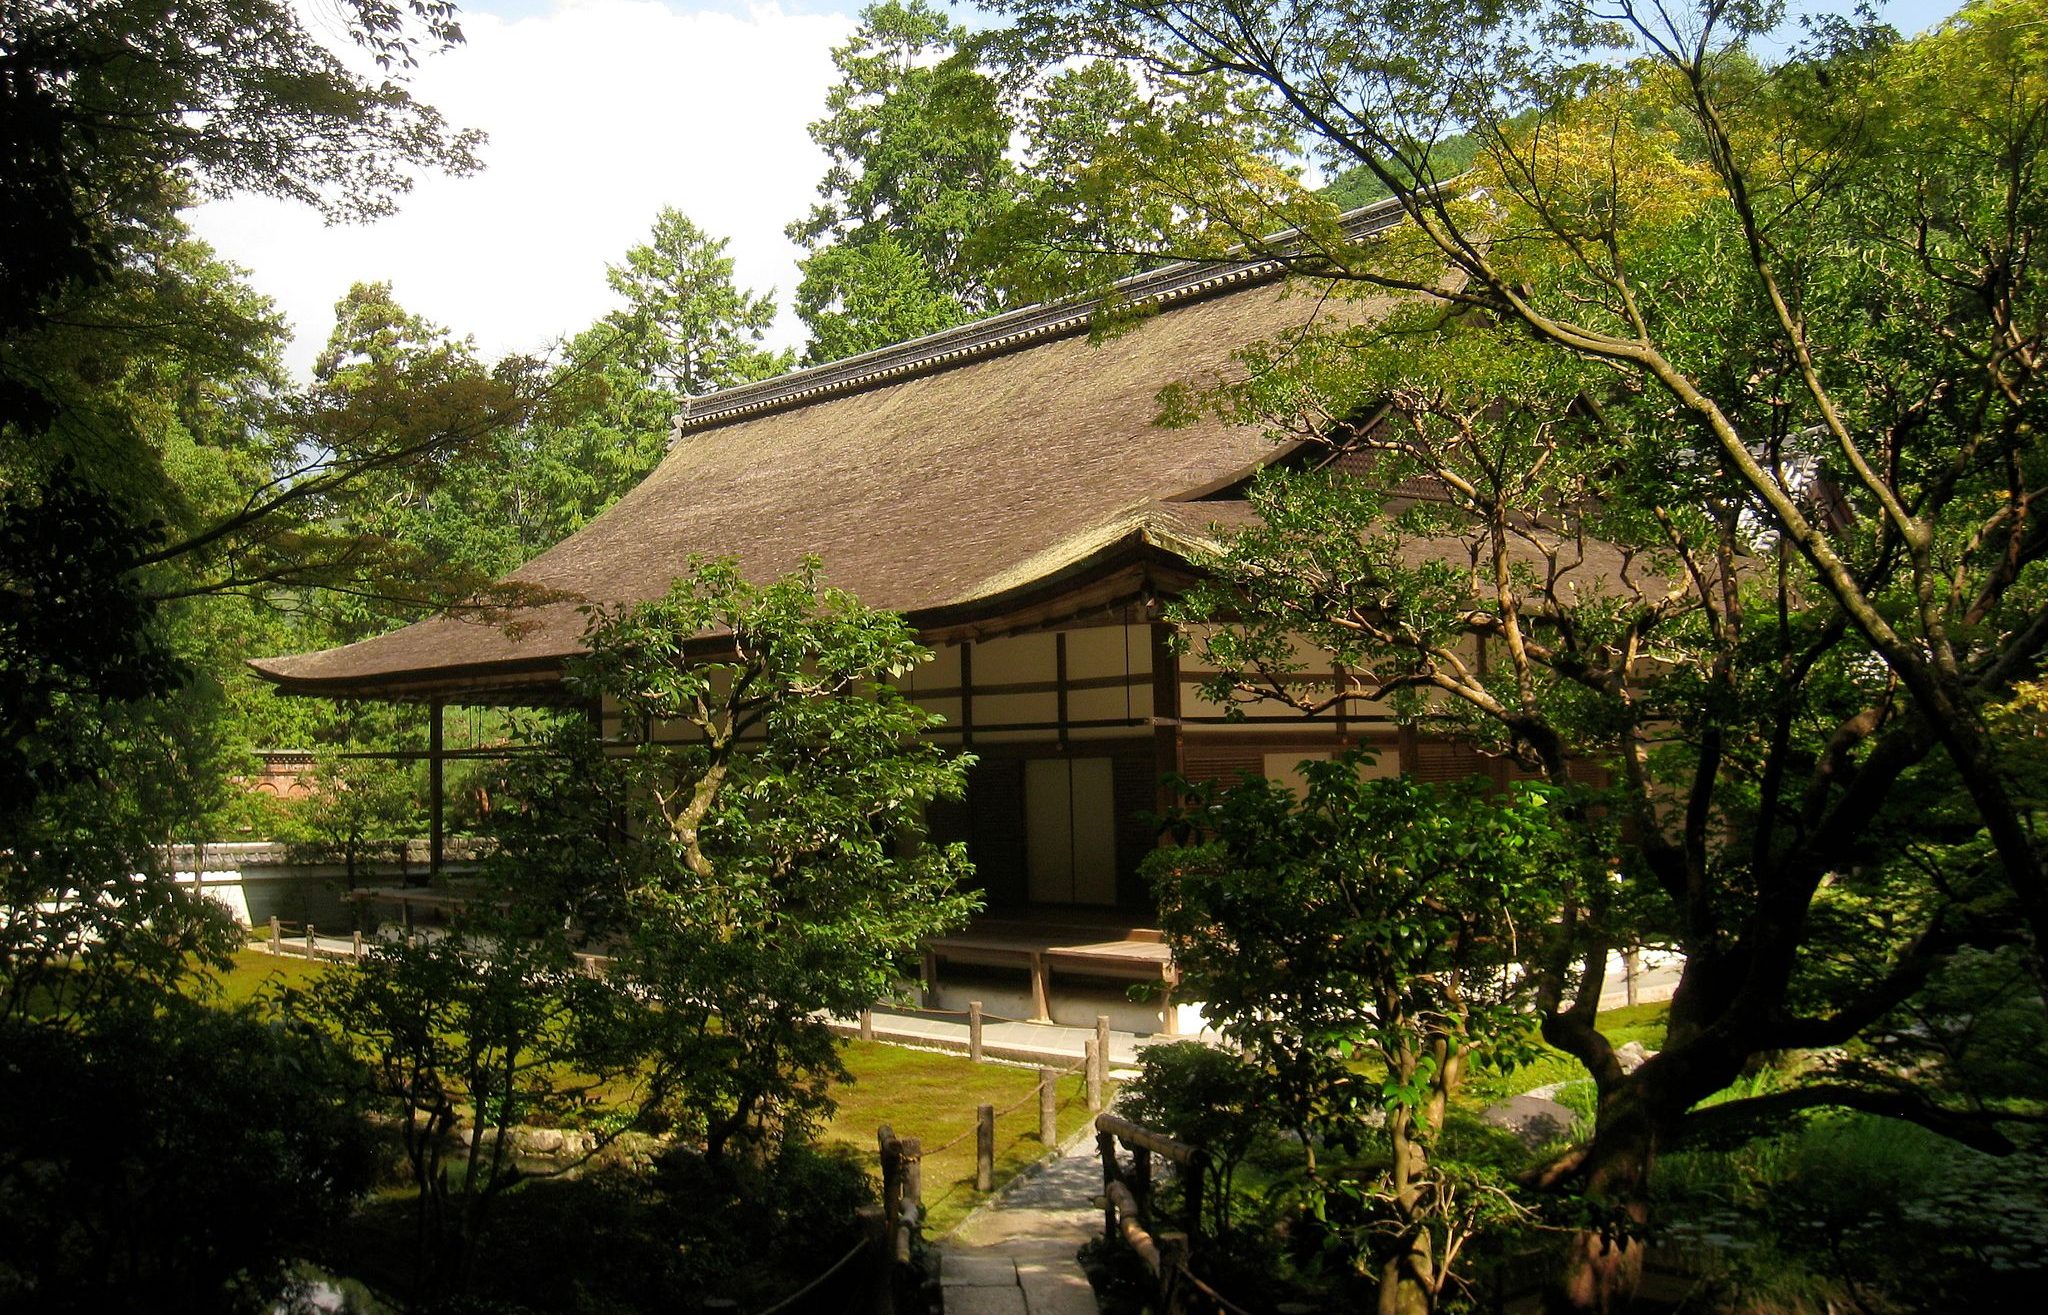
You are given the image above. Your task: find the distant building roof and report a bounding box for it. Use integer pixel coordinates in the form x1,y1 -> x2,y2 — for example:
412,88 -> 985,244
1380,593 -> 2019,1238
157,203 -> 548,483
251,203 -> 1416,702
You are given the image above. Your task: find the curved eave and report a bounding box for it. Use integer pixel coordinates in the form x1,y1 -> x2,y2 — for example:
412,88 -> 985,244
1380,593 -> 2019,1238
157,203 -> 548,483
246,652 -> 582,706
245,517 -> 1225,703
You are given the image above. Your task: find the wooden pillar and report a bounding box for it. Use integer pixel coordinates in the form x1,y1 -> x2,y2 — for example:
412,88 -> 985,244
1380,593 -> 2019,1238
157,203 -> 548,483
1149,622 -> 1183,818
428,699 -> 445,880
1039,1068 -> 1059,1146
1055,631 -> 1069,751
968,1000 -> 984,1062
959,641 -> 974,748
1084,1037 -> 1103,1112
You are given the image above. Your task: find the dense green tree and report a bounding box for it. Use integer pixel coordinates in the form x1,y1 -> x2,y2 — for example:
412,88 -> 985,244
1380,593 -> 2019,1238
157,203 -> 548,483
570,559 -> 978,1165
2,7 -> 493,1304
0,1000 -> 378,1315
1148,763 -> 1580,1312
789,0 -> 1019,360
607,207 -> 792,396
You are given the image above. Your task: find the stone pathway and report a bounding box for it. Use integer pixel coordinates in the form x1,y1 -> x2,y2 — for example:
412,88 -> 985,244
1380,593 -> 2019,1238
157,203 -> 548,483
934,1123 -> 1105,1315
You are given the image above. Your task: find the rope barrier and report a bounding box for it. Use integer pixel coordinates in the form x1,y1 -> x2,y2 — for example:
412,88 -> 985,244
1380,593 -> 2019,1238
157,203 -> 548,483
745,1236 -> 870,1315
904,1054 -> 1093,1161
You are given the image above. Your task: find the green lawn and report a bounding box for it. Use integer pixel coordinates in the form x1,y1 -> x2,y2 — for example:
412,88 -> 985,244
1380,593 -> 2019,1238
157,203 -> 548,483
194,947 -> 330,1006
201,948 -> 1101,1234
1461,1000 -> 1671,1104
826,1040 -> 1102,1235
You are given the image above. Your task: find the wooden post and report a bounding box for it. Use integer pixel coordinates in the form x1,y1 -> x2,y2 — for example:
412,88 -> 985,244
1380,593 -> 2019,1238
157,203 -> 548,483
855,1205 -> 890,1315
1624,947 -> 1641,1007
975,1103 -> 995,1192
1095,1014 -> 1112,1086
1084,1037 -> 1103,1112
900,1137 -> 923,1243
877,1125 -> 900,1240
428,699 -> 445,879
1159,1230 -> 1190,1306
968,1000 -> 984,1062
352,929 -> 364,962
269,915 -> 280,955
305,923 -> 316,959
1098,1126 -> 1119,1244
860,1008 -> 874,1041
1039,1068 -> 1058,1146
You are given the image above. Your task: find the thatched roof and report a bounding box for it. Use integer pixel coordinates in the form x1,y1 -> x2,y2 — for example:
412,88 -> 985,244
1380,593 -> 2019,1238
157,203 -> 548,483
252,209 -> 1410,702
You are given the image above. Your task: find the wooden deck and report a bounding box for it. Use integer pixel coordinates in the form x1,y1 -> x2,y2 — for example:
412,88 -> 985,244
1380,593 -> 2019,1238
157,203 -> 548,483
921,910 -> 1183,1035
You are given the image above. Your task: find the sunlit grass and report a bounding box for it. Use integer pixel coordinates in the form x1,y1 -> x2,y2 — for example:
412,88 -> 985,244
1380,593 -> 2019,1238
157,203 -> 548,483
825,1040 -> 1105,1235
197,949 -> 1104,1233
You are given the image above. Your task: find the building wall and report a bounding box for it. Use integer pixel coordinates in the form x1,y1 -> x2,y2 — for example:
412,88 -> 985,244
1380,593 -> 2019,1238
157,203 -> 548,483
600,618 -> 1521,914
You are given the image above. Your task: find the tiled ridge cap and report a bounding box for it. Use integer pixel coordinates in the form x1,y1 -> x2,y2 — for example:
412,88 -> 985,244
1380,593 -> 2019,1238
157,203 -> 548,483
671,197 -> 1410,438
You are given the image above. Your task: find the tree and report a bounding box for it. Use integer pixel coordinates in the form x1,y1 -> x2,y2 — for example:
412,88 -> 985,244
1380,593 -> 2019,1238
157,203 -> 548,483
570,559 -> 978,1165
1,0 -> 479,435
606,207 -> 792,397
1148,761 -> 1580,1313
992,0 -> 2048,1304
0,7 -> 514,1305
789,0 -> 1019,360
0,999 -> 378,1314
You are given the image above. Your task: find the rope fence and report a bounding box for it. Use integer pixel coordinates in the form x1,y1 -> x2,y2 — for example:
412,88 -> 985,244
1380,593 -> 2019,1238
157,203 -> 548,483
247,916 -> 368,963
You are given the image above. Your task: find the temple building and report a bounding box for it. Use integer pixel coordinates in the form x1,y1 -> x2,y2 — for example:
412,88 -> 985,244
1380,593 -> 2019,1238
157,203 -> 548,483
253,201 -> 1561,1032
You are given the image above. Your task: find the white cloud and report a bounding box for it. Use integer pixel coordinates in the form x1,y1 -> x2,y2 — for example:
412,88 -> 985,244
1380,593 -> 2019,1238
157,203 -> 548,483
191,2 -> 859,378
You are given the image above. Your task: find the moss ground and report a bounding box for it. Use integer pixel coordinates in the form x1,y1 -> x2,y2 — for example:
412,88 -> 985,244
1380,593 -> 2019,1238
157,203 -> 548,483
203,949 -> 1103,1234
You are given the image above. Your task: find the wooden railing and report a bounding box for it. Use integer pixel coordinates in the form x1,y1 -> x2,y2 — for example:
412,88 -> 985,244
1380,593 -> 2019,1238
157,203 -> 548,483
1097,1112 -> 1254,1315
250,916 -> 366,962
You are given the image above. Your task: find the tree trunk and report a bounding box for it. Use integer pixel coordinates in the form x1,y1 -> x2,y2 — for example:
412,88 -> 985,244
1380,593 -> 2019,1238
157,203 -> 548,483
1554,1084 -> 1662,1313
1378,1230 -> 1436,1315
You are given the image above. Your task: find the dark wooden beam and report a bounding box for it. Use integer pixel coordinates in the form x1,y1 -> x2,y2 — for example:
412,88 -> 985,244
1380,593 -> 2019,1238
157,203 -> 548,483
428,700 -> 445,881
1150,623 -> 1183,819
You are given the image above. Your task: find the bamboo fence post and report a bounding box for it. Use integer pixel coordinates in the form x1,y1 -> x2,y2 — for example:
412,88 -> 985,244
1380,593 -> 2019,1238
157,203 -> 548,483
1038,1068 -> 1058,1146
968,1000 -> 984,1062
975,1103 -> 995,1191
1084,1037 -> 1102,1112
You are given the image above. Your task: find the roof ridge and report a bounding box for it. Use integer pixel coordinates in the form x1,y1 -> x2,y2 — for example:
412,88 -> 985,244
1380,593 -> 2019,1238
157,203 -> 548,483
671,197 -> 1409,437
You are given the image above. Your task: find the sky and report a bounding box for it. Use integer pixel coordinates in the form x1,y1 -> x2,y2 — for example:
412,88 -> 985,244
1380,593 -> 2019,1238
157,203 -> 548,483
189,0 -> 1971,380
